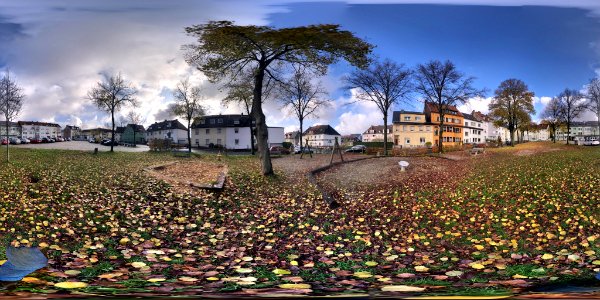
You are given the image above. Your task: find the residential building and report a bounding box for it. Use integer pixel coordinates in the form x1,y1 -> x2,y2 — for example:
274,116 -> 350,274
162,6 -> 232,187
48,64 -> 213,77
424,102 -> 464,147
81,128 -> 112,141
191,114 -> 284,149
62,125 -> 82,140
555,121 -> 600,141
361,125 -> 393,142
285,131 -> 301,146
115,126 -> 125,142
462,113 -> 484,144
121,124 -> 146,144
146,119 -> 188,144
391,110 -> 434,148
18,121 -> 61,139
303,124 -> 341,147
0,121 -> 21,138
526,124 -> 550,141
341,134 -> 361,147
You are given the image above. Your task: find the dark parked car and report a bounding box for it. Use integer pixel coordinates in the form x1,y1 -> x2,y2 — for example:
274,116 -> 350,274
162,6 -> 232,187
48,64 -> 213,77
101,139 -> 119,146
41,137 -> 50,143
270,146 -> 291,155
30,138 -> 42,144
345,145 -> 367,153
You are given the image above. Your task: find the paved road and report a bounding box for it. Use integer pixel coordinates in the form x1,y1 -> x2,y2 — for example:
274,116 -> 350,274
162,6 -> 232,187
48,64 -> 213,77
13,141 -> 150,152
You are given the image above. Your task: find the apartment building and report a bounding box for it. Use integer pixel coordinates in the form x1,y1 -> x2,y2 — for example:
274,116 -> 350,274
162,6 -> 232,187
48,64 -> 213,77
146,119 -> 188,144
192,114 -> 284,149
303,125 -> 341,147
18,121 -> 61,139
463,113 -> 484,144
361,125 -> 393,142
392,110 -> 434,148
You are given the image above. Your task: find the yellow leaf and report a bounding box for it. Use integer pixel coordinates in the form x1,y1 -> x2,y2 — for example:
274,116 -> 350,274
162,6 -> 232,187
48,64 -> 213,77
178,276 -> 198,282
290,261 -> 298,266
131,262 -> 147,268
119,238 -> 130,245
381,285 -> 426,292
65,270 -> 81,276
365,261 -> 378,266
273,268 -> 291,275
512,274 -> 528,279
98,272 -> 124,279
279,283 -> 311,289
474,245 -> 485,251
541,254 -> 554,260
471,263 -> 485,270
445,270 -> 463,277
21,277 -> 46,284
592,260 -> 600,265
353,271 -> 373,278
235,268 -> 254,273
55,282 -> 88,289
414,266 -> 429,272
147,278 -> 166,282
0,260 -> 5,266
206,277 -> 219,281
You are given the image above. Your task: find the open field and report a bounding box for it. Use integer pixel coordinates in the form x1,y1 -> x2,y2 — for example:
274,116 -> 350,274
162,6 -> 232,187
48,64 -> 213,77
0,142 -> 598,297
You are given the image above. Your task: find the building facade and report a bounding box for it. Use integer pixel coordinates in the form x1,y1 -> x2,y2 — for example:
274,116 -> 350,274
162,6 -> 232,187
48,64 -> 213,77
62,125 -> 82,140
303,125 -> 341,147
284,131 -> 301,146
462,113 -> 484,144
81,128 -> 112,141
361,125 -> 393,142
191,114 -> 284,149
146,119 -> 188,144
18,121 -> 61,139
121,124 -> 146,144
0,121 -> 21,138
555,121 -> 600,141
392,110 -> 434,148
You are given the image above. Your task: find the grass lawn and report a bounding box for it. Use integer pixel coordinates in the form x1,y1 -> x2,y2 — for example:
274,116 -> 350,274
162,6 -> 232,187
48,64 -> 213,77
0,143 -> 598,296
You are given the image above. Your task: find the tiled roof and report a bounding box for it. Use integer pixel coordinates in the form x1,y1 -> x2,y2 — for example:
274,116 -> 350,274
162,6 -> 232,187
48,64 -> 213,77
147,119 -> 187,132
303,124 -> 341,136
191,114 -> 254,128
362,125 -> 392,134
18,121 -> 61,127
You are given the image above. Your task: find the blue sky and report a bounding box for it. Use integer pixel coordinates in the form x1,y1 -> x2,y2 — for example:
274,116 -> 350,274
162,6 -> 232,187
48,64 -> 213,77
0,0 -> 599,134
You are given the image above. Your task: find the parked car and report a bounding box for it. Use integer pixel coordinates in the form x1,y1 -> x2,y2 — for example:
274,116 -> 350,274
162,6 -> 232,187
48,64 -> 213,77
345,145 -> 367,153
49,138 -> 56,143
270,146 -> 291,155
294,146 -> 314,154
9,137 -> 21,145
20,138 -> 30,144
41,137 -> 50,143
101,139 -> 118,146
1,138 -> 8,145
30,138 -> 42,144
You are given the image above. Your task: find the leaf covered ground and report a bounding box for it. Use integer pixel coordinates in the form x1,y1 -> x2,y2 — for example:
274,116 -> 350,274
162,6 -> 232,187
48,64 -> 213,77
0,143 -> 598,297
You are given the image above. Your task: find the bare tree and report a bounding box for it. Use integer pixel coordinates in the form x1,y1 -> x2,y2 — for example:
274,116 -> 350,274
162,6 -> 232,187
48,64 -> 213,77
541,97 -> 565,143
488,79 -> 535,146
557,88 -> 586,145
222,71 -> 275,155
278,65 -> 331,155
171,79 -> 205,152
414,60 -> 483,153
586,78 -> 600,136
126,110 -> 143,147
118,115 -> 128,127
87,73 -> 137,152
345,59 -> 412,155
0,70 -> 25,162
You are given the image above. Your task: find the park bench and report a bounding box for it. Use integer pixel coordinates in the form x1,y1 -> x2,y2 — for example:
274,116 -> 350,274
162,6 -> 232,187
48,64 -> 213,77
470,147 -> 485,155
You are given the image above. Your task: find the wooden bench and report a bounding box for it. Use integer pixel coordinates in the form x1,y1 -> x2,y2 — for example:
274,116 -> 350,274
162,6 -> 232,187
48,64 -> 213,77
172,149 -> 191,157
470,147 -> 485,155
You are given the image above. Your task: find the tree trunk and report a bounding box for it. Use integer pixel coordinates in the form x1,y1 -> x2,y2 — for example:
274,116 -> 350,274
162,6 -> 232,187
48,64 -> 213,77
5,123 -> 9,162
438,121 -> 444,154
566,123 -> 570,145
383,115 -> 388,156
249,124 -> 255,155
509,126 -> 515,147
252,66 -> 273,176
187,119 -> 192,153
110,110 -> 115,152
298,119 -> 303,158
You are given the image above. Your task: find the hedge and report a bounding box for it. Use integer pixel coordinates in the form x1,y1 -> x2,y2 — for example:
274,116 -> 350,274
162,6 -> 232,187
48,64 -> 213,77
352,141 -> 394,148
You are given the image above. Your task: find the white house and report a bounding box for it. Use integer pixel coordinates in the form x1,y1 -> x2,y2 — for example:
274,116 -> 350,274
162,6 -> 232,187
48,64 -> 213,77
303,124 -> 342,147
361,125 -> 393,142
0,121 -> 21,138
462,113 -> 484,144
18,121 -> 61,139
191,114 -> 284,150
146,119 -> 188,144
526,124 -> 550,141
555,121 -> 599,141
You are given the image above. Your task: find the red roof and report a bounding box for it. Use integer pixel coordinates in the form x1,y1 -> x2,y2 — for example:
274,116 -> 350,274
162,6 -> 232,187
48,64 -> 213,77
424,102 -> 463,117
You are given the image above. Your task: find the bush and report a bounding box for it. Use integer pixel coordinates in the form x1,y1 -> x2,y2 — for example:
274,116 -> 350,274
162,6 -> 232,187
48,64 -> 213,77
353,141 -> 394,148
282,142 -> 293,149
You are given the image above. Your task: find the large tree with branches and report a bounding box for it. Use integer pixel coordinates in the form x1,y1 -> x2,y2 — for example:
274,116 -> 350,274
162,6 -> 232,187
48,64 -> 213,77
172,79 -> 205,152
345,59 -> 412,155
184,21 -> 372,175
557,88 -> 586,145
414,60 -> 483,153
278,65 -> 331,155
0,70 -> 25,162
587,78 -> 600,136
541,97 -> 565,143
488,79 -> 535,146
87,73 -> 137,152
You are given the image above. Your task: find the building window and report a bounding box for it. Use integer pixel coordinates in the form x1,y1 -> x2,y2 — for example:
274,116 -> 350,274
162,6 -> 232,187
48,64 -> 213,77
405,138 -> 410,144
419,126 -> 423,131
205,139 -> 210,145
195,139 -> 199,144
235,139 -> 239,145
234,128 -> 239,133
200,119 -> 205,124
404,116 -> 411,121
195,129 -> 199,135
420,137 -> 425,143
205,129 -> 210,134
210,119 -> 215,124
415,116 -> 421,121
217,138 -> 222,145
217,128 -> 222,134
218,118 -> 223,124
410,126 -> 415,131
403,125 -> 407,131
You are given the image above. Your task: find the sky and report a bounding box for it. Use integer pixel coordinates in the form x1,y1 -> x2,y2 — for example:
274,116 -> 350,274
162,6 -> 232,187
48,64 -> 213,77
1,0 -> 600,134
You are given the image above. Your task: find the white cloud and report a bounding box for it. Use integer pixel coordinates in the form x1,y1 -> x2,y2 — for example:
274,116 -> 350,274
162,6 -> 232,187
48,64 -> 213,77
457,96 -> 492,114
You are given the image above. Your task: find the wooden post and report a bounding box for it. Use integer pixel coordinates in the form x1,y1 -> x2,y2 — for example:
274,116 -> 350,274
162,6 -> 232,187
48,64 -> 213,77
300,138 -> 312,159
329,137 -> 344,165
